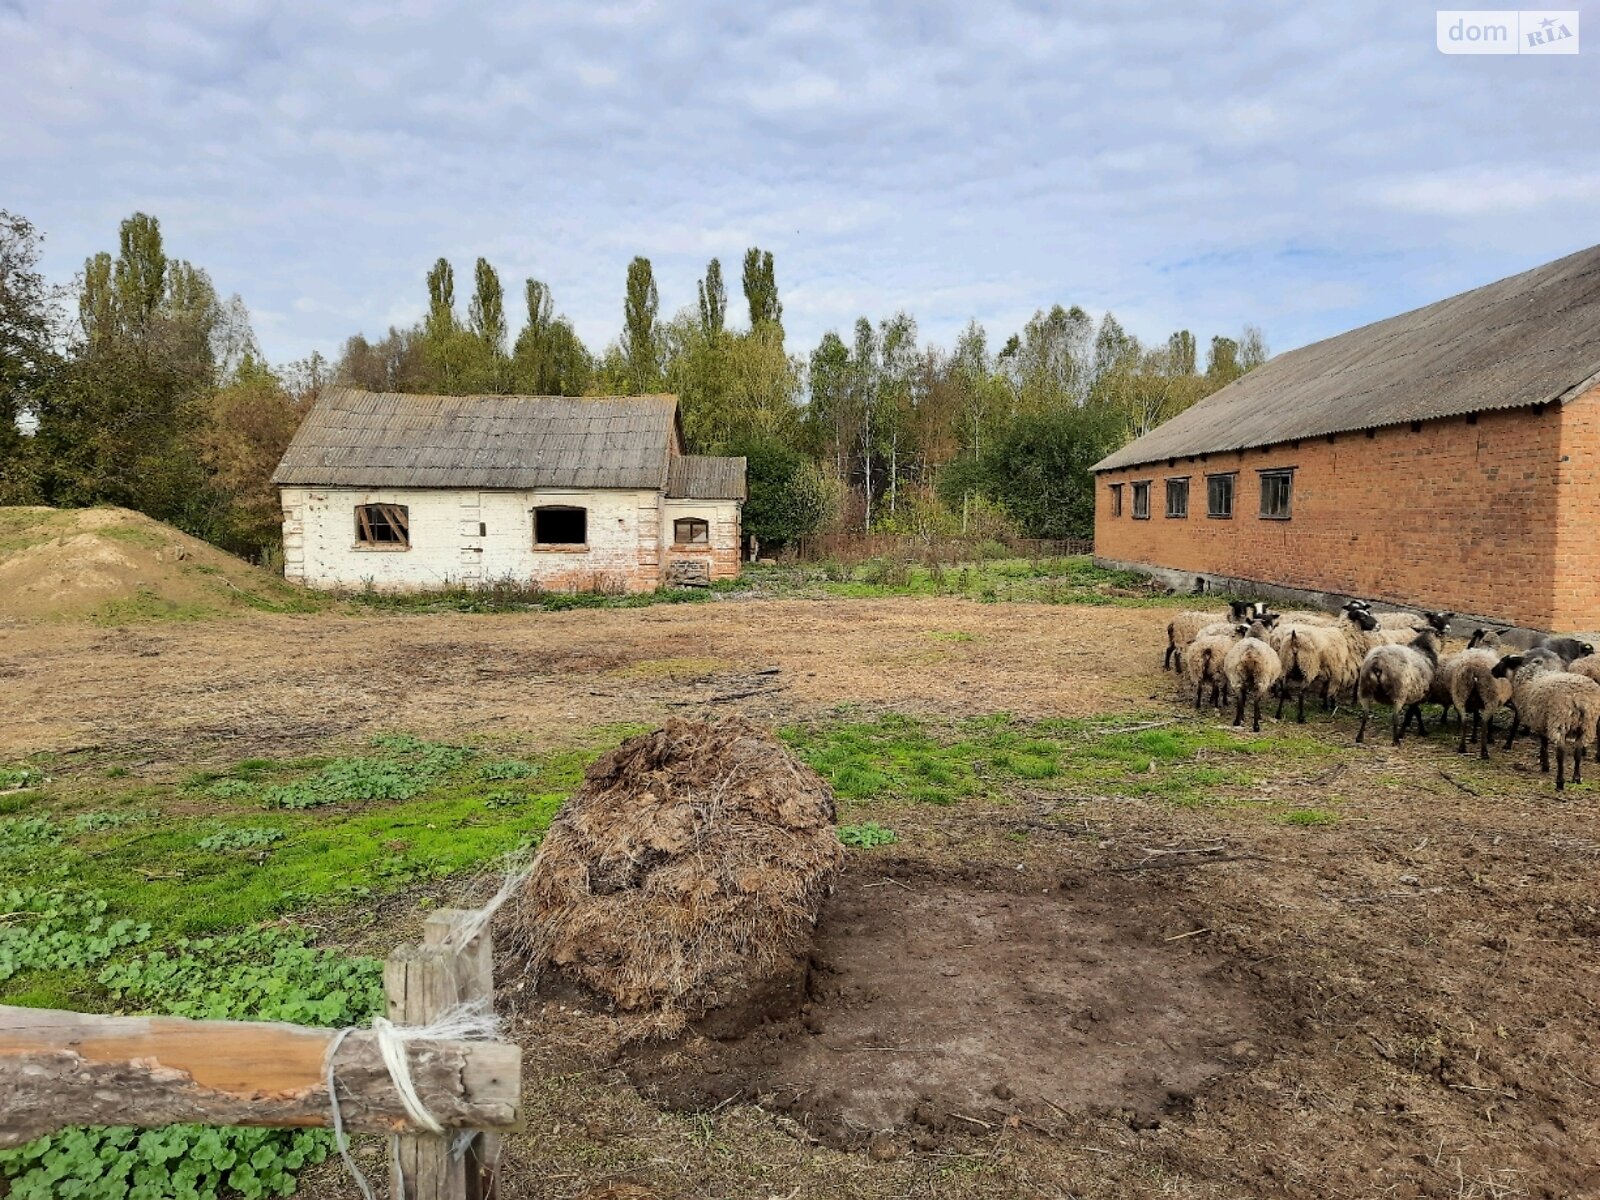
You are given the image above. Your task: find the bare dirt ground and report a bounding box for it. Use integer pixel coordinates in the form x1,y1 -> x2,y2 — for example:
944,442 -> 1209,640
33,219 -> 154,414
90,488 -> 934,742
0,598 -> 1149,762
8,597 -> 1600,1198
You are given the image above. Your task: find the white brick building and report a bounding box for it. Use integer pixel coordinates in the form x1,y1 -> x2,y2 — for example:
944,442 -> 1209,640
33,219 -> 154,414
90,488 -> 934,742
271,388 -> 745,593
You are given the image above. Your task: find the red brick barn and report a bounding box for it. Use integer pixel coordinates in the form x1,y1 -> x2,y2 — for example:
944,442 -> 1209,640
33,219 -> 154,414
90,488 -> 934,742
1092,246 -> 1600,632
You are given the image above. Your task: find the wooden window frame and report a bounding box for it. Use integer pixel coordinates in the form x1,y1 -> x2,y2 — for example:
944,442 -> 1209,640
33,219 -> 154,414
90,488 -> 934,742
1258,469 -> 1294,520
354,503 -> 411,550
1165,477 -> 1189,519
1131,480 -> 1151,520
673,517 -> 711,547
1108,483 -> 1123,517
1206,472 -> 1236,520
532,505 -> 588,550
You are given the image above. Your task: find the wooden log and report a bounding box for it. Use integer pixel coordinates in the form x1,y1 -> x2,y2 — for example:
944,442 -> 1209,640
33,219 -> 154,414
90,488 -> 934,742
0,1004 -> 520,1149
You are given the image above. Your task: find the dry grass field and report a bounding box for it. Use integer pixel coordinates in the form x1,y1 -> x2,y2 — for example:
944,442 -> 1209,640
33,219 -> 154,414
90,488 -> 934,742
4,577 -> 1600,1199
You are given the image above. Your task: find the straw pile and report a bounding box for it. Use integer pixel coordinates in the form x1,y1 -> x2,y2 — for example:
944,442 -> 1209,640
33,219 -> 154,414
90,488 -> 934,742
509,717 -> 843,1019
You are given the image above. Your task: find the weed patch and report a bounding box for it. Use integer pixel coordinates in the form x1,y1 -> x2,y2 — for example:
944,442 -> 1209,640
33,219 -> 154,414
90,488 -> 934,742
838,821 -> 898,848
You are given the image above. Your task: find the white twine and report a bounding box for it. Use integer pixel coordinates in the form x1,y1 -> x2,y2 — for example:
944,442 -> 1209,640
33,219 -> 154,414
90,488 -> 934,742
322,854 -> 534,1198
324,1001 -> 503,1200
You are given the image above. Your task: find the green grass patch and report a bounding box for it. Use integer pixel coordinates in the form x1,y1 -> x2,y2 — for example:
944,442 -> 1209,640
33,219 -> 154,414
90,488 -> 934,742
786,713 -> 1337,810
1281,807 -> 1339,827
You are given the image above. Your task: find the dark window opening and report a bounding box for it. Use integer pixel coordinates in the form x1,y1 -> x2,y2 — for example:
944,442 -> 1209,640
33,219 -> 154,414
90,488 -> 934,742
534,506 -> 587,546
1206,474 -> 1235,519
1259,470 -> 1293,520
355,504 -> 410,548
674,517 -> 710,545
1132,481 -> 1151,520
1165,478 -> 1189,519
1109,484 -> 1123,517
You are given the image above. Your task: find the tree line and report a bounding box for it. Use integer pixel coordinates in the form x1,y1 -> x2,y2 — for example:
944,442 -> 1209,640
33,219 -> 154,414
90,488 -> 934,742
0,209 -> 1267,562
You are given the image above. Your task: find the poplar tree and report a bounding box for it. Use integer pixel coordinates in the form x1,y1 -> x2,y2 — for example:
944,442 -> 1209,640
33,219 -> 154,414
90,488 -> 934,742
697,257 -> 727,337
741,247 -> 781,334
622,256 -> 660,394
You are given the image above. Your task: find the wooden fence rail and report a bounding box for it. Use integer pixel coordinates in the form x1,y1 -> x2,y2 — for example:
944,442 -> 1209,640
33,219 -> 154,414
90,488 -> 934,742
0,908 -> 518,1200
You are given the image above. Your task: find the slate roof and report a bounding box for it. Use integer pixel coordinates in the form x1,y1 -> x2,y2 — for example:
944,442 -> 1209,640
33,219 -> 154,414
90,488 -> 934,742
666,455 -> 748,501
1094,243 -> 1600,472
272,388 -> 684,490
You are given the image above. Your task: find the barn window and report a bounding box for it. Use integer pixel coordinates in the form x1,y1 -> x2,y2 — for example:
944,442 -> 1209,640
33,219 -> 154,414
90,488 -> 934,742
673,517 -> 710,545
1131,481 -> 1151,520
533,506 -> 587,546
1109,484 -> 1123,517
1206,473 -> 1235,518
354,504 -> 410,548
1165,478 -> 1189,519
1259,470 -> 1293,520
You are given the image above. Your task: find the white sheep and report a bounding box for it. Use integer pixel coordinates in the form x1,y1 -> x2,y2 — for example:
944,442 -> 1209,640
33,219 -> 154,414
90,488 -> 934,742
1355,629 -> 1442,745
1268,624 -> 1338,723
1223,628 -> 1283,732
1496,648 -> 1565,754
1185,629 -> 1242,711
1165,600 -> 1260,672
1448,647 -> 1510,758
1494,658 -> 1600,790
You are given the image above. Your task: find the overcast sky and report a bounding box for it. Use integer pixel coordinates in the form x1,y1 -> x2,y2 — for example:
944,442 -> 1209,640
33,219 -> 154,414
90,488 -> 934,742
4,1 -> 1596,367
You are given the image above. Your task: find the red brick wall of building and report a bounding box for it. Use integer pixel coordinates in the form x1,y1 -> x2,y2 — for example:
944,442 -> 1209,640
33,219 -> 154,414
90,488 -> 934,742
1093,388 -> 1600,630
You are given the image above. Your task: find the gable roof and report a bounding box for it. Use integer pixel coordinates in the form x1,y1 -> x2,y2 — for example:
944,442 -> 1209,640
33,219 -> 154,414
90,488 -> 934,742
1094,243 -> 1600,473
667,455 -> 748,501
272,388 -> 683,490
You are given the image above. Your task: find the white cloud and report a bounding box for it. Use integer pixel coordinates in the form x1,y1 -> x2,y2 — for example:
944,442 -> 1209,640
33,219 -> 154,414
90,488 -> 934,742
1,0 -> 1595,367
1370,169 -> 1600,217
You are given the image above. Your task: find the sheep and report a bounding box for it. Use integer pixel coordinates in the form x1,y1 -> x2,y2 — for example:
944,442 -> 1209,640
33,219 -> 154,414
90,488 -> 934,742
1366,609 -> 1454,634
1427,629 -> 1497,728
1494,648 -> 1565,753
1355,629 -> 1442,745
1276,609 -> 1339,627
1492,658 -> 1600,789
1224,628 -> 1283,732
1448,648 -> 1510,758
1165,600 -> 1260,672
1269,624 -> 1337,723
1541,635 -> 1596,665
1476,628 -> 1596,662
1184,629 -> 1242,711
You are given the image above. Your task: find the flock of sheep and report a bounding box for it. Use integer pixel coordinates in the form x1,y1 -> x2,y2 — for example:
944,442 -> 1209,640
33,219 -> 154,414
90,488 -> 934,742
1164,599 -> 1600,790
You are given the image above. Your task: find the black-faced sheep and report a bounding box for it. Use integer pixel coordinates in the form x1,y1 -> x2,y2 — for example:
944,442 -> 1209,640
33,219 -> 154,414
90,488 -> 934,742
1224,628 -> 1283,732
1355,629 -> 1442,745
1496,648 -> 1565,753
1164,600 -> 1260,672
1491,653 -> 1600,789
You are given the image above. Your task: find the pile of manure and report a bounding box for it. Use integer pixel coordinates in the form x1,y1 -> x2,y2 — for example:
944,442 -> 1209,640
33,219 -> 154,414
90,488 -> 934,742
507,716 -> 843,1025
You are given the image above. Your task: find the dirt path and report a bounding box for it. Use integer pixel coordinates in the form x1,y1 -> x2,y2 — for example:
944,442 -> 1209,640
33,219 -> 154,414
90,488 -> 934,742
0,599 -> 1159,761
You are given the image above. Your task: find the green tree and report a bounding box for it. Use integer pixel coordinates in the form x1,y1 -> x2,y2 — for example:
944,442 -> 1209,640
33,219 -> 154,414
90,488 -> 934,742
467,258 -> 507,355
697,257 -> 727,337
33,213 -> 230,531
0,211 -> 60,500
511,278 -> 593,395
198,354 -> 308,557
955,405 -> 1120,540
733,436 -> 829,550
741,247 -> 781,334
622,256 -> 661,394
1205,335 -> 1241,388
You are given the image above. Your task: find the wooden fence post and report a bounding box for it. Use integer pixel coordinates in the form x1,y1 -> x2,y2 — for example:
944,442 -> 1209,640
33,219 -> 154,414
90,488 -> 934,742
385,909 -> 503,1200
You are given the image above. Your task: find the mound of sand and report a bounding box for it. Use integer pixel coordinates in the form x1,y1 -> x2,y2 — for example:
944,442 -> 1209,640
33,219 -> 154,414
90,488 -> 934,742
509,717 -> 843,1025
0,506 -> 311,622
